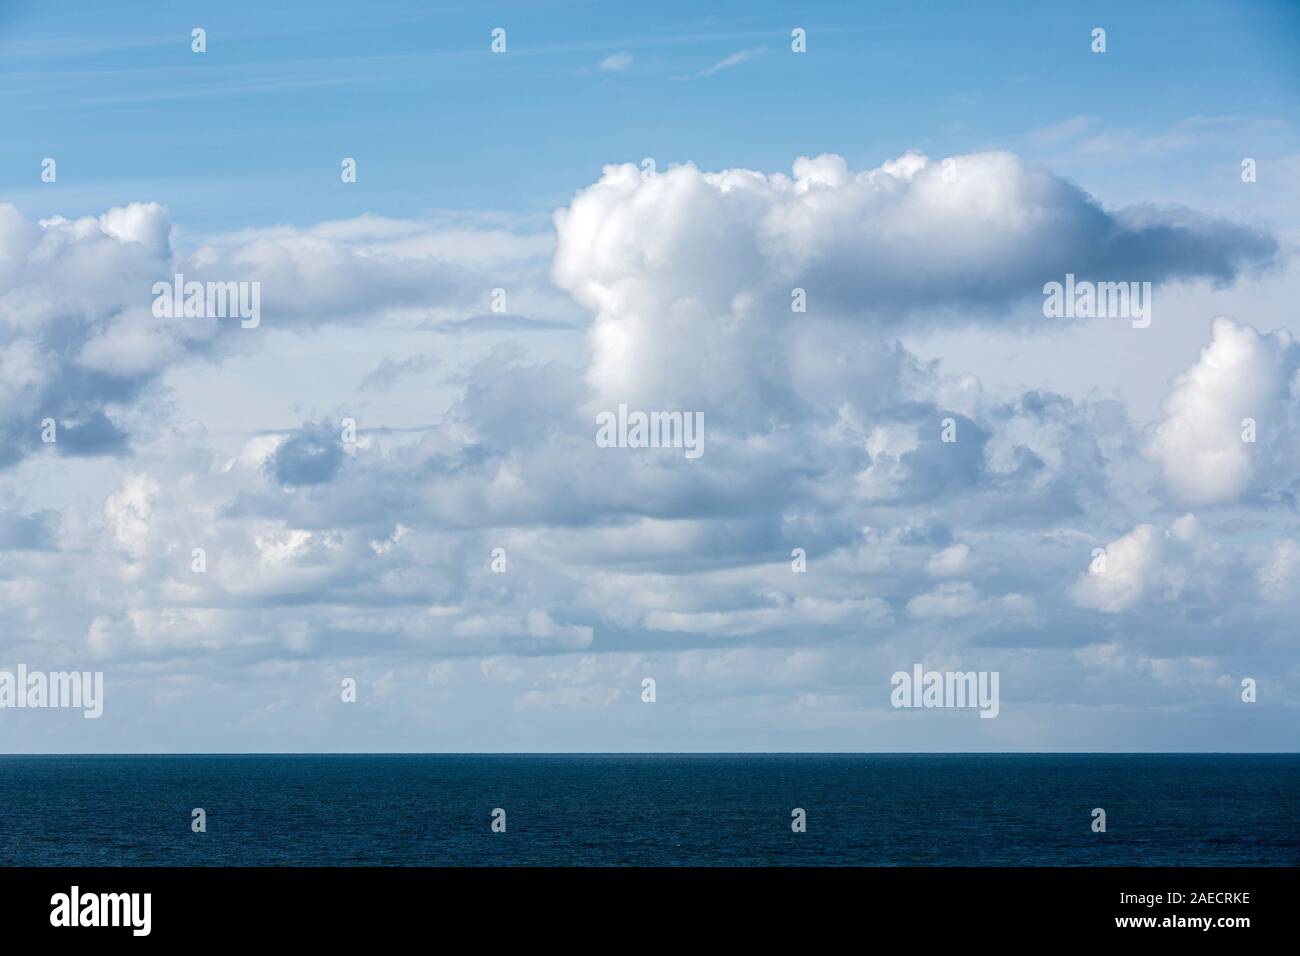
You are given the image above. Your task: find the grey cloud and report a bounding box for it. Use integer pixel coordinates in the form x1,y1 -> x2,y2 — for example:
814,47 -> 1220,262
358,353 -> 439,392
421,313 -> 581,334
268,423 -> 346,487
53,411 -> 132,457
0,508 -> 59,550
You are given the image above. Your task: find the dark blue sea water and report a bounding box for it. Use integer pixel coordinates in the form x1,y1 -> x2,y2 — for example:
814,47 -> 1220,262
0,754 -> 1295,866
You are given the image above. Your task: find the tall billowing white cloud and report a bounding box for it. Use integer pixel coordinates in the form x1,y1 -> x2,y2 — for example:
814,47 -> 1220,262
1147,318 -> 1300,506
552,151 -> 1275,422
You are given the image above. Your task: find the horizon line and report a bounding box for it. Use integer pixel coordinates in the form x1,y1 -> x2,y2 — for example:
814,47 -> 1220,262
2,751 -> 1297,758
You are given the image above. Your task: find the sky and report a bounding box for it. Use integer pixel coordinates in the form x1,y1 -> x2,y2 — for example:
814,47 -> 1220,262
1,0 -> 1298,752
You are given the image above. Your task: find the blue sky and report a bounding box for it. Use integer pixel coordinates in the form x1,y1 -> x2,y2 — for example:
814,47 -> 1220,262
3,0 -> 1298,229
1,1 -> 1299,752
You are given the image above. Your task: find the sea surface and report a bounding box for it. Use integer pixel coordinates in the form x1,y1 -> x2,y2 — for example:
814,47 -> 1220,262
0,754 -> 1296,866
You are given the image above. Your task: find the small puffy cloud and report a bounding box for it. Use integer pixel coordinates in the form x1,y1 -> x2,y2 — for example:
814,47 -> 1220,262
927,542 -> 971,577
907,581 -> 983,618
1069,516 -> 1210,613
906,581 -> 1034,620
97,202 -> 171,255
598,51 -> 632,72
1070,523 -> 1164,613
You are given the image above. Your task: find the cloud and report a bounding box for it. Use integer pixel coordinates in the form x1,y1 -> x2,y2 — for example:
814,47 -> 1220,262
267,423 -> 346,487
1072,115 -> 1292,158
0,508 -> 59,550
696,47 -> 764,77
907,581 -> 1034,621
927,543 -> 971,577
645,595 -> 891,638
1147,318 -> 1300,506
104,473 -> 160,560
3,150 -> 1296,751
1027,115 -> 1098,145
906,581 -> 984,618
420,313 -> 579,334
0,202 -> 182,470
1069,515 -> 1208,613
598,51 -> 632,73
358,353 -> 438,391
0,203 -> 560,472
453,609 -> 593,652
552,151 -> 1276,427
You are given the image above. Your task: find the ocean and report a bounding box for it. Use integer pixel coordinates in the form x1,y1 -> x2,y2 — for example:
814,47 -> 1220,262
1,754 -> 1296,866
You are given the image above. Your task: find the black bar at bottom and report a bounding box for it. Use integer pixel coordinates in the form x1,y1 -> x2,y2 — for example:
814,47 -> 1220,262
0,866 -> 1285,941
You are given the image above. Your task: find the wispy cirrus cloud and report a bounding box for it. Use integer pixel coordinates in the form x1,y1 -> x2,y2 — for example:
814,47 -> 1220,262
681,46 -> 764,79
